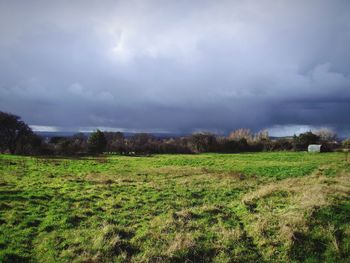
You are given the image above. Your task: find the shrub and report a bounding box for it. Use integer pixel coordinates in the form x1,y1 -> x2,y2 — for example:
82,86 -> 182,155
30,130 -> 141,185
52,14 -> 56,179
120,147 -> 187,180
189,133 -> 217,153
293,132 -> 320,151
343,139 -> 350,150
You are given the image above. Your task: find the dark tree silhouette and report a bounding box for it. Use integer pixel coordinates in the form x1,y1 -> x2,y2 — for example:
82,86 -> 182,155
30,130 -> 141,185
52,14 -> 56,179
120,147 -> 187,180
190,133 -> 217,153
0,111 -> 37,154
87,130 -> 107,154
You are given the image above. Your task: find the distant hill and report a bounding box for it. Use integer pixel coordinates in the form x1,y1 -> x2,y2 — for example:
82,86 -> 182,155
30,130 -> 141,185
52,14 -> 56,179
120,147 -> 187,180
35,131 -> 187,139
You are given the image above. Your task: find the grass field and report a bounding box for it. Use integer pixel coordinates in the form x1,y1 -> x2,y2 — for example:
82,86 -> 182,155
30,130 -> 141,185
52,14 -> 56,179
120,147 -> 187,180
0,152 -> 350,262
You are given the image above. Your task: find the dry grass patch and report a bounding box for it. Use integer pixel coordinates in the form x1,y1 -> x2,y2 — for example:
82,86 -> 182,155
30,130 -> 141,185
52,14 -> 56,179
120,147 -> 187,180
214,225 -> 244,248
166,232 -> 196,257
241,171 -> 350,260
85,173 -> 115,184
150,166 -> 204,177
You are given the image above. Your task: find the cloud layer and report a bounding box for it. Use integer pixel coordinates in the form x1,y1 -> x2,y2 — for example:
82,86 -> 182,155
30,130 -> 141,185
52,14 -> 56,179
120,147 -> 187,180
0,0 -> 350,135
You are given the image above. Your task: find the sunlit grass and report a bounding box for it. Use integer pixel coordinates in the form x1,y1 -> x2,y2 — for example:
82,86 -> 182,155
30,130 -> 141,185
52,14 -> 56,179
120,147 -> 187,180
0,152 -> 349,262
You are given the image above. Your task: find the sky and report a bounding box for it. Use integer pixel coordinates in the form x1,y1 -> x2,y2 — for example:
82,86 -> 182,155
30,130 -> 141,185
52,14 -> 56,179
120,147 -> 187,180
0,0 -> 349,136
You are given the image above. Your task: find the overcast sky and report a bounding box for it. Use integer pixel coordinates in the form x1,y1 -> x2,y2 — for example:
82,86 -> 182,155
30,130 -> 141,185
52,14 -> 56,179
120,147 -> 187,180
0,0 -> 349,136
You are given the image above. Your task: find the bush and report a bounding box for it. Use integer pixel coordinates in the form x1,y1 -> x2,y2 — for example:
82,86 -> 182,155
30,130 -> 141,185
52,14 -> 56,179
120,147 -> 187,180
343,139 -> 350,150
189,133 -> 217,153
271,139 -> 293,151
293,132 -> 320,151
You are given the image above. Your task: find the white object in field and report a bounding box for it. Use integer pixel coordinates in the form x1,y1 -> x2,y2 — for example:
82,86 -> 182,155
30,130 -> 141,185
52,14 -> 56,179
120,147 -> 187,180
308,144 -> 322,152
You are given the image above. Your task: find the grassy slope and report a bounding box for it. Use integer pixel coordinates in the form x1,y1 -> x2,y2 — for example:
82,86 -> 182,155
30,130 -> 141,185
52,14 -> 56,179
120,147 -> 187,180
0,152 -> 349,262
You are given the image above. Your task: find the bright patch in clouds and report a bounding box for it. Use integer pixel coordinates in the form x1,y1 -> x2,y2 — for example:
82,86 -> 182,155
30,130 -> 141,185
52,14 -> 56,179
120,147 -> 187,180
267,125 -> 317,137
30,125 -> 60,132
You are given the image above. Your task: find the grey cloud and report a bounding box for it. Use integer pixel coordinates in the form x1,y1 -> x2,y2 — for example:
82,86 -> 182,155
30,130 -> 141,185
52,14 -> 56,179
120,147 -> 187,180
0,0 -> 350,136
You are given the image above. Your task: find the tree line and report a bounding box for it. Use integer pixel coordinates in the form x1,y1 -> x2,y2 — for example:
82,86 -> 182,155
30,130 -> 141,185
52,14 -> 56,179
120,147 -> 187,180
1,111 -> 349,156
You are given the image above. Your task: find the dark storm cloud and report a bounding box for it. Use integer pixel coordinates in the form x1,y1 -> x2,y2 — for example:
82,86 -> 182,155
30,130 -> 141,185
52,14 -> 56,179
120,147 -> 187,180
0,0 -> 350,135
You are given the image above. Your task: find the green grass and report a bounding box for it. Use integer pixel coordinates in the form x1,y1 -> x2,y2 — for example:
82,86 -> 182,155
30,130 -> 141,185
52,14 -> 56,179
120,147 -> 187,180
0,152 -> 349,262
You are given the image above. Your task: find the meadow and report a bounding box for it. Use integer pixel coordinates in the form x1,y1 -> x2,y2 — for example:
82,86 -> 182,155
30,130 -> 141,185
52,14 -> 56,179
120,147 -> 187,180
0,152 -> 349,262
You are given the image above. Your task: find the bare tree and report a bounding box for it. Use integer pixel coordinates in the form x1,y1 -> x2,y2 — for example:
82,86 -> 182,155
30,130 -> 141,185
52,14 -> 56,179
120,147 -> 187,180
228,128 -> 253,142
314,128 -> 337,142
254,130 -> 270,142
